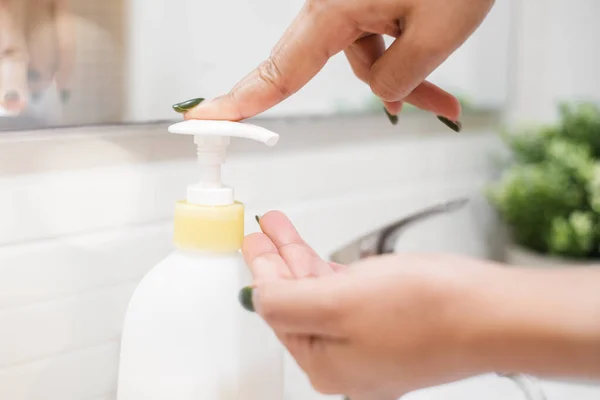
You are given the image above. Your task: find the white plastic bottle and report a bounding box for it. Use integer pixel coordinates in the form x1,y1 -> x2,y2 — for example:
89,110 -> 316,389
117,120 -> 283,400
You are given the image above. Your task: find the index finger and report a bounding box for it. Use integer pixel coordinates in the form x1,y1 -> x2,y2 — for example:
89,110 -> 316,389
183,2 -> 357,121
259,211 -> 335,278
242,232 -> 292,282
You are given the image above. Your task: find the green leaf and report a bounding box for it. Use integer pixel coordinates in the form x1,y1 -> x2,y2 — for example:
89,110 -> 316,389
487,101 -> 600,258
500,124 -> 558,164
587,164 -> 600,213
489,163 -> 584,253
548,211 -> 595,257
545,139 -> 594,183
559,102 -> 600,157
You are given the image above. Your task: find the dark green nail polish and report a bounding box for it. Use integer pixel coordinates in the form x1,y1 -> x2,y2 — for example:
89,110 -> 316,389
384,108 -> 398,125
239,286 -> 255,312
437,115 -> 462,132
172,97 -> 205,113
60,90 -> 71,104
255,215 -> 260,224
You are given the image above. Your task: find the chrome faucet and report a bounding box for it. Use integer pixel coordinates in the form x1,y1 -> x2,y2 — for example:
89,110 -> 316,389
330,198 -> 547,400
329,198 -> 468,264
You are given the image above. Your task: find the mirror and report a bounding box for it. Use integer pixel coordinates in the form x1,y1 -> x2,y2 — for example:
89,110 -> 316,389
0,0 -> 510,131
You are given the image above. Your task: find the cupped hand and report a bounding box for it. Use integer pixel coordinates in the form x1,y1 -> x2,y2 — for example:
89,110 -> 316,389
241,211 -> 494,399
178,0 -> 495,125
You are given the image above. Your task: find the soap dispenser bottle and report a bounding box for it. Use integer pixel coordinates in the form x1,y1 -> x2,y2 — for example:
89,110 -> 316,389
117,120 -> 283,400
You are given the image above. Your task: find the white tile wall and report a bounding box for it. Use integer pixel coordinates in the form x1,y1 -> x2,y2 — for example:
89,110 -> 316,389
1,126 -> 597,400
506,0 -> 600,125
0,225 -> 172,310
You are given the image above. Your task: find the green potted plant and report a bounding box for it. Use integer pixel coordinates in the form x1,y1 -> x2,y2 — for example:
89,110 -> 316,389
488,102 -> 600,267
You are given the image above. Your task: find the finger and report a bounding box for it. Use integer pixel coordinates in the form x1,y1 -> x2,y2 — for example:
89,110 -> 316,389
369,6 -> 490,121
370,32 -> 461,118
259,211 -> 334,278
183,3 -> 358,120
256,277 -> 345,336
406,80 -> 462,120
345,34 -> 385,82
345,34 -> 460,119
242,232 -> 293,282
53,0 -> 76,100
344,34 -> 403,116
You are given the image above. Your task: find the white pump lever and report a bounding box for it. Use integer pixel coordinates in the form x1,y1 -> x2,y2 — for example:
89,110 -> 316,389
168,120 -> 280,206
168,120 -> 279,146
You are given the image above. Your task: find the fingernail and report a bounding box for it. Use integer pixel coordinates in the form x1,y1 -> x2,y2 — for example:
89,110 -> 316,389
28,69 -> 41,82
4,91 -> 20,103
238,286 -> 255,312
437,115 -> 462,132
60,90 -> 71,104
255,215 -> 260,224
384,108 -> 398,125
172,97 -> 205,113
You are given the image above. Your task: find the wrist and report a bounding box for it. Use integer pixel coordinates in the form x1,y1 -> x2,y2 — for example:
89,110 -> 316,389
458,263 -> 600,379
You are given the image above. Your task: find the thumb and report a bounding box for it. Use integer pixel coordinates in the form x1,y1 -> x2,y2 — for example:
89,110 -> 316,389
369,3 -> 492,105
254,277 -> 346,337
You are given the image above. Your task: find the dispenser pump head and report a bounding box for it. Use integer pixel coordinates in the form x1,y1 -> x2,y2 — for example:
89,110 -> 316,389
168,120 -> 279,206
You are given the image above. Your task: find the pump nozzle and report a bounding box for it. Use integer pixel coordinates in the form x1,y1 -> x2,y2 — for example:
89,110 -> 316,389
168,120 -> 279,206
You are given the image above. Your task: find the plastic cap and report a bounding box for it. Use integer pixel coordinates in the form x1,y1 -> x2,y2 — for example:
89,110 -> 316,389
168,120 -> 279,206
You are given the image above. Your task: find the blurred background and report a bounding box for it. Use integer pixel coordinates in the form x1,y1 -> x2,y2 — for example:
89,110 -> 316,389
1,0 -> 598,127
2,0 -> 508,127
0,0 -> 599,400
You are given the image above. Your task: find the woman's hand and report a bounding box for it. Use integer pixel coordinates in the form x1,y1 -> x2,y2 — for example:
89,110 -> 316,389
241,211 -> 491,398
242,211 -> 600,399
176,0 -> 495,127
